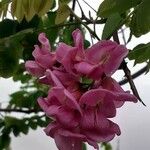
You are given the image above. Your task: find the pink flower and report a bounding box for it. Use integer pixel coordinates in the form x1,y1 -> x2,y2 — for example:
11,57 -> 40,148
44,122 -> 86,150
38,86 -> 82,128
101,77 -> 138,107
75,40 -> 128,80
79,89 -> 121,147
25,33 -> 56,77
25,30 -> 138,150
56,29 -> 85,76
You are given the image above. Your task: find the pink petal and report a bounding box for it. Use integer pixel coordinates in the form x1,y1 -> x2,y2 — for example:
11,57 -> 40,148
87,139 -> 99,150
82,119 -> 120,143
74,62 -> 96,75
57,129 -> 86,140
51,87 -> 82,114
44,122 -> 60,137
25,60 -> 44,77
54,133 -> 83,150
99,97 -> 116,118
79,88 -> 115,107
72,29 -> 84,50
45,69 -> 64,87
37,97 -> 48,111
36,53 -> 56,69
102,77 -> 138,104
86,40 -> 117,64
47,106 -> 80,128
104,45 -> 128,75
56,42 -> 76,63
38,32 -> 51,52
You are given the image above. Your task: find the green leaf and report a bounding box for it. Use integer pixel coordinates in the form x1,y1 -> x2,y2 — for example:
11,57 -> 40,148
82,143 -> 87,150
59,0 -> 71,3
11,0 -> 25,22
130,0 -> 150,37
28,120 -> 37,130
0,39 -> 22,78
97,0 -> 141,18
9,90 -> 46,109
101,142 -> 112,150
0,134 -> 11,150
97,0 -> 117,18
34,0 -> 54,17
23,0 -> 36,22
115,0 -> 141,13
102,13 -> 122,39
13,63 -> 32,83
84,40 -> 90,49
4,116 -> 29,137
42,11 -> 59,44
55,3 -> 70,24
128,42 -> 150,64
0,19 -> 18,38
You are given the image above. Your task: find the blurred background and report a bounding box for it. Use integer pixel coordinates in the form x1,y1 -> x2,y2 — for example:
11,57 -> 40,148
0,0 -> 150,149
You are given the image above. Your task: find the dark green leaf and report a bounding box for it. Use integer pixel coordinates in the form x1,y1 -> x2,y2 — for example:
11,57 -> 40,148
9,90 -> 46,109
115,0 -> 141,13
0,39 -> 22,78
0,134 -> 11,150
128,43 -> 150,64
0,19 -> 18,38
97,0 -> 141,18
101,142 -> 112,150
82,143 -> 87,150
4,116 -> 29,137
102,13 -> 122,39
84,40 -> 90,49
130,0 -> 150,37
42,11 -> 59,45
97,0 -> 117,18
28,120 -> 37,130
55,3 -> 70,24
16,15 -> 40,32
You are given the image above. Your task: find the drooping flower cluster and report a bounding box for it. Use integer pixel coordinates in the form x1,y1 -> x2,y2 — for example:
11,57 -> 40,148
25,29 -> 137,150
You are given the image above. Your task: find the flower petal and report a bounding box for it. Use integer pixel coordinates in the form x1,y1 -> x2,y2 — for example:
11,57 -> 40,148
72,29 -> 84,50
38,32 -> 51,52
79,88 -> 115,107
25,60 -> 44,77
104,45 -> 128,75
54,133 -> 83,150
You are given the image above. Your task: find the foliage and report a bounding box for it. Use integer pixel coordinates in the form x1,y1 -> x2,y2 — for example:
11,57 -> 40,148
0,0 -> 149,149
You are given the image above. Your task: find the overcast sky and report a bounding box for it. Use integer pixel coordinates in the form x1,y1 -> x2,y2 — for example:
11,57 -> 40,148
0,0 -> 150,150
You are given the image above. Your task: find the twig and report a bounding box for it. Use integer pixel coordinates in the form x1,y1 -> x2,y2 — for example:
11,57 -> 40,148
119,65 -> 148,85
81,0 -> 97,13
69,0 -> 76,22
113,31 -> 146,106
0,108 -> 43,114
120,28 -> 127,45
67,6 -> 100,40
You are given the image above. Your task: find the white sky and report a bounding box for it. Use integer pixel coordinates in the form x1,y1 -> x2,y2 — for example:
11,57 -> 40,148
0,0 -> 150,150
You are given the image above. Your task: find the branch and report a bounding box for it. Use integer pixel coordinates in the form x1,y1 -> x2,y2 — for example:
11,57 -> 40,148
119,65 -> 148,85
113,31 -> 146,106
0,108 -> 43,114
81,0 -> 97,13
69,0 -> 76,22
67,6 -> 100,40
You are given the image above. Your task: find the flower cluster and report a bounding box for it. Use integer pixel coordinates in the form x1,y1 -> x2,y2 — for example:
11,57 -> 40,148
25,29 -> 137,150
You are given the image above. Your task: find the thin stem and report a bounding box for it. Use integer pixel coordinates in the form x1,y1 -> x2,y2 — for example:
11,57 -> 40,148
81,0 -> 97,13
67,6 -> 100,40
113,31 -> 146,106
69,0 -> 76,22
119,65 -> 148,85
0,108 -> 43,114
120,28 -> 127,45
